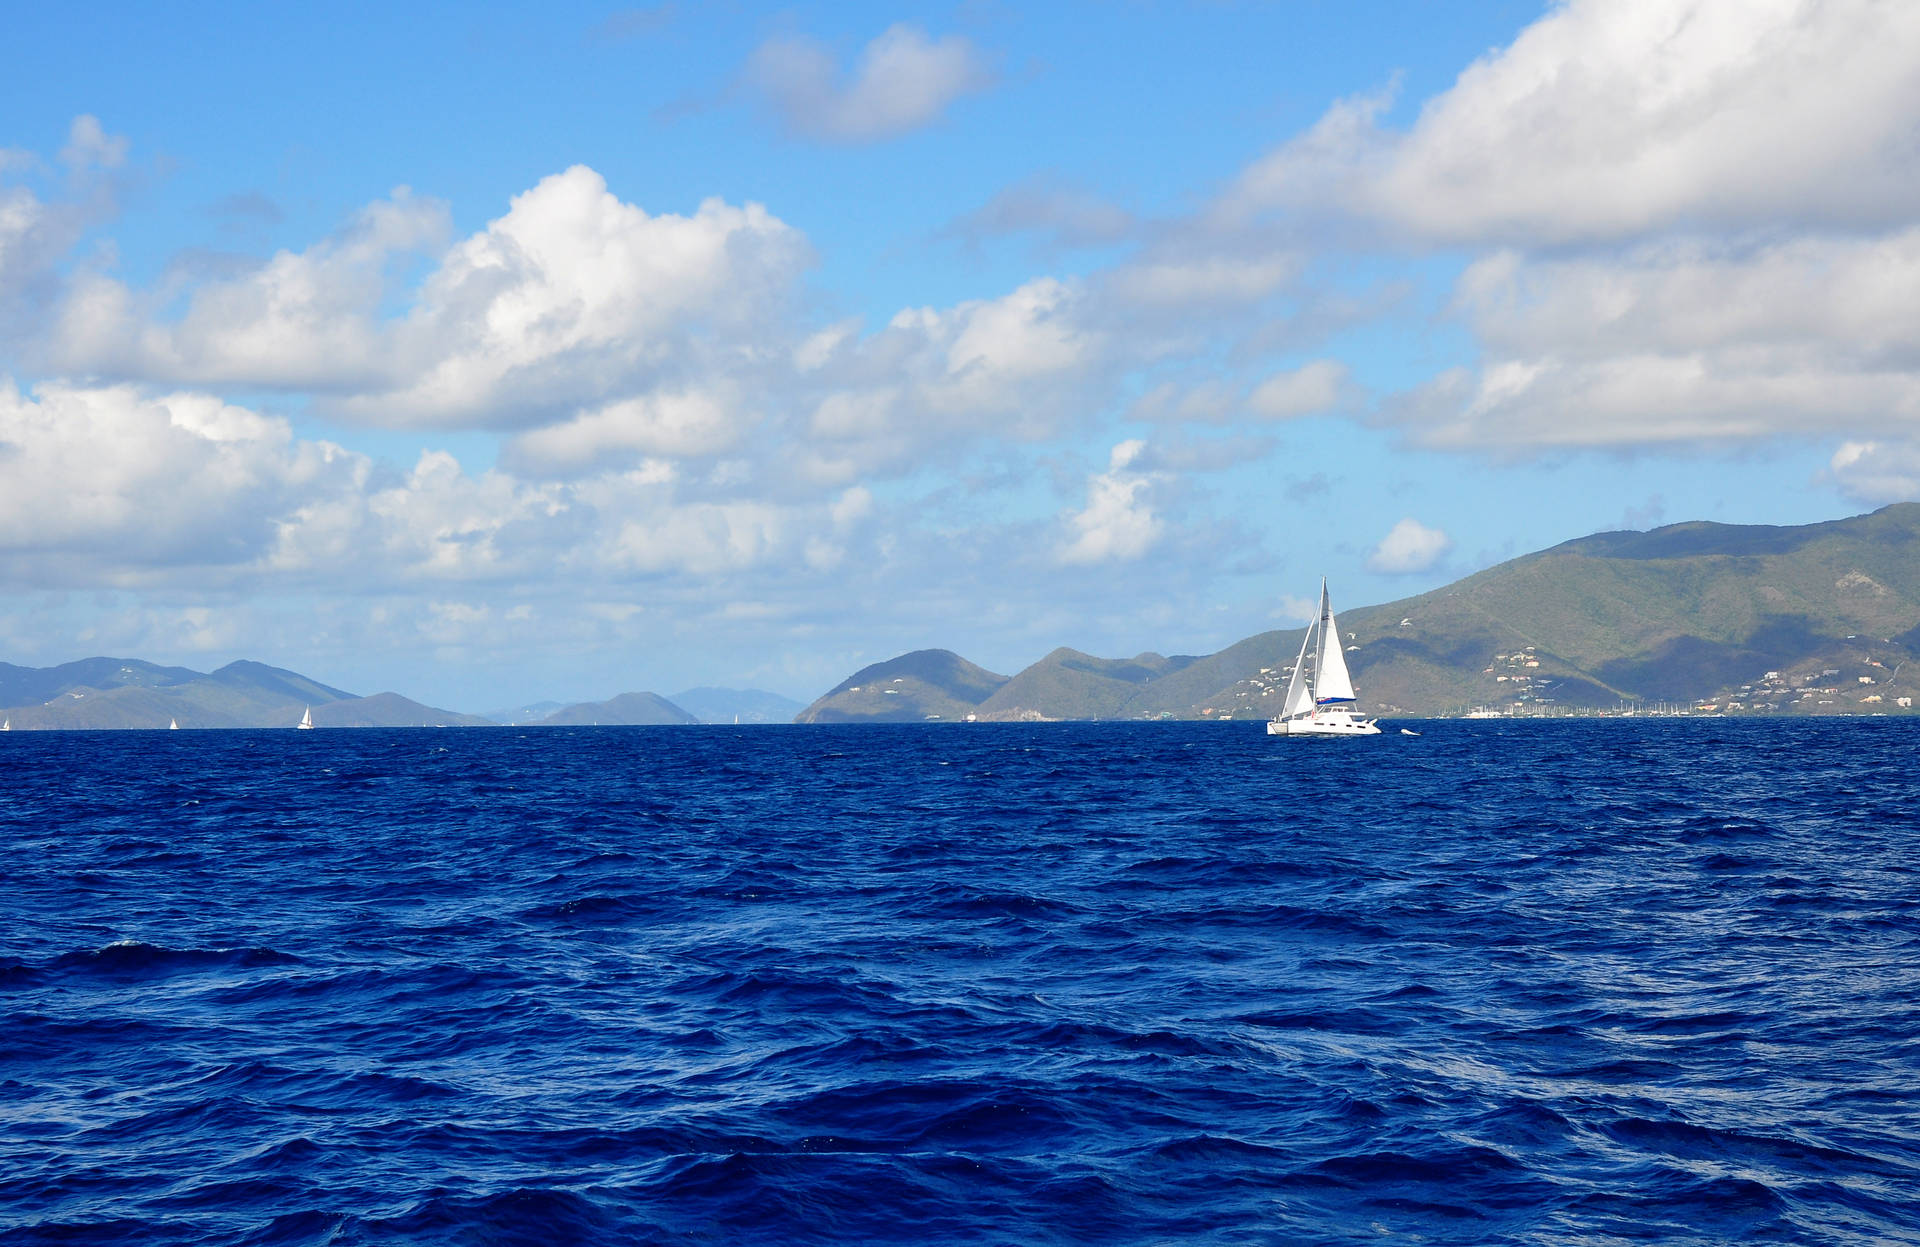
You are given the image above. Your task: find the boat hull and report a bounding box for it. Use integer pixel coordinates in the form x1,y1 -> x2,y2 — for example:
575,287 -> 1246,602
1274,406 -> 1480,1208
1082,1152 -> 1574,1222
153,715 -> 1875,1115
1267,711 -> 1381,737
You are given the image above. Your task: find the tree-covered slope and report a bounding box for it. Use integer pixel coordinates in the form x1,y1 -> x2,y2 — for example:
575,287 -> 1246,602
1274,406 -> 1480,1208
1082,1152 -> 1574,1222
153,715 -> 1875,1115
798,503 -> 1920,720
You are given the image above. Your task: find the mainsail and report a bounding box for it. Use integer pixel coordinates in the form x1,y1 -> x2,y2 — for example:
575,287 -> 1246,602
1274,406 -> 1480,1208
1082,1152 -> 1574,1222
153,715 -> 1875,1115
1312,581 -> 1356,704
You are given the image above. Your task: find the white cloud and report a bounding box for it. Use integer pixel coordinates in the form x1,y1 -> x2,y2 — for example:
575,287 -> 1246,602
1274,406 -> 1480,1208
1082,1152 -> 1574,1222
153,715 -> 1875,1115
800,276 -> 1105,477
1281,0 -> 1920,456
1385,234 -> 1920,450
360,167 -> 808,426
503,389 -> 748,475
1829,440 -> 1920,504
744,24 -> 993,143
1058,439 -> 1161,565
1,117 -> 130,336
18,150 -> 1323,487
1366,517 -> 1452,574
0,378 -> 362,582
45,166 -> 810,432
49,187 -> 450,390
1455,233 -> 1920,366
1226,0 -> 1920,245
1248,359 -> 1352,420
1395,354 -> 1920,451
0,377 -> 878,590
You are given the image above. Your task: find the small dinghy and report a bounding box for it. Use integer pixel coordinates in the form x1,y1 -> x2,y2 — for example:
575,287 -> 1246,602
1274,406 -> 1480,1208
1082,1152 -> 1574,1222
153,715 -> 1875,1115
1400,728 -> 1421,736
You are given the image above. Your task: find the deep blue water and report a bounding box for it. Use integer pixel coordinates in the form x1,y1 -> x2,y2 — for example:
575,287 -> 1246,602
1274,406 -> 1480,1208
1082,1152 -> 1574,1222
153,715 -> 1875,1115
2,719 -> 1918,1245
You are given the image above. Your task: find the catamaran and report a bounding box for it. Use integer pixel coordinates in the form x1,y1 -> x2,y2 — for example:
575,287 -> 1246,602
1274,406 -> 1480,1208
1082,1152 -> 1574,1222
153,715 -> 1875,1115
1267,579 -> 1381,737
297,706 -> 315,730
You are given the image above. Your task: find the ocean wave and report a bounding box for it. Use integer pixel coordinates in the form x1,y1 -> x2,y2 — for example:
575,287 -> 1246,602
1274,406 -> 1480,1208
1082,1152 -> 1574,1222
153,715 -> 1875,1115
2,720 -> 1917,1245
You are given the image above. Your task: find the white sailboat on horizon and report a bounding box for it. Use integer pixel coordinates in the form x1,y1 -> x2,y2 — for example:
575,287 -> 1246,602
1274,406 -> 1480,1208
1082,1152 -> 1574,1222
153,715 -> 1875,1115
296,706 -> 315,730
1268,579 -> 1381,737
169,718 -> 179,730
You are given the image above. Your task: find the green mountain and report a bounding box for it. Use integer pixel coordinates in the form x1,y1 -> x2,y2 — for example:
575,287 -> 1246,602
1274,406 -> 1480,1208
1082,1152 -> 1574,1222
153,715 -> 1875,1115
974,648 -> 1201,721
795,650 -> 1010,722
0,658 -> 484,729
795,504 -> 1920,721
537,692 -> 699,726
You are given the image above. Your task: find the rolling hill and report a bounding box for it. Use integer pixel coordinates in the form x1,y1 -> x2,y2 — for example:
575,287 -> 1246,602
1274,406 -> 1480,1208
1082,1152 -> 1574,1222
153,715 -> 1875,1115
536,692 -> 699,726
797,503 -> 1920,721
0,658 -> 484,729
794,650 -> 1011,723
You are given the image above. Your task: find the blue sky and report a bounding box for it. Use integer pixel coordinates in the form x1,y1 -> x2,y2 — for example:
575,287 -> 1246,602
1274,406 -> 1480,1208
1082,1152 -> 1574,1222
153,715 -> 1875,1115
4,1 -> 1917,710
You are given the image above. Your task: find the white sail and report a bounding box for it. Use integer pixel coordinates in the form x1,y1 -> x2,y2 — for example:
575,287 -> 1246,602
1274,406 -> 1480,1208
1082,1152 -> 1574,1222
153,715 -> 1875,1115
1267,576 -> 1379,737
1280,617 -> 1315,719
1,719 -> 9,731
1312,581 -> 1357,704
169,718 -> 179,730
297,706 -> 314,730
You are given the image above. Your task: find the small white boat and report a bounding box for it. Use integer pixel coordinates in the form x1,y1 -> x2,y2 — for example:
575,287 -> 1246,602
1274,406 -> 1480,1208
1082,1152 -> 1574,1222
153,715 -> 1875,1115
1,718 -> 9,731
296,706 -> 315,730
1400,728 -> 1420,737
1268,579 -> 1381,737
169,718 -> 179,730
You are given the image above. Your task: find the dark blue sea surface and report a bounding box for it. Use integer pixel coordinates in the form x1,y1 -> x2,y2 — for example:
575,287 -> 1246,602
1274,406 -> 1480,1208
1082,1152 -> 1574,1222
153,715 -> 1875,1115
3,719 -> 1918,1244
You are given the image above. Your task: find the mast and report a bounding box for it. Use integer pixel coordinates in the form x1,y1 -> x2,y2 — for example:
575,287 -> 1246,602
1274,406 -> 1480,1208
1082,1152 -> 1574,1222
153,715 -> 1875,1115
1312,579 -> 1357,705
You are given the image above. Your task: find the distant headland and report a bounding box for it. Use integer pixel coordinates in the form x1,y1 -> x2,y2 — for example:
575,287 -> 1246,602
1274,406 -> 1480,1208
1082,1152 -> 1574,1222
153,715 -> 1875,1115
0,661 -> 802,731
5,505 -> 1918,729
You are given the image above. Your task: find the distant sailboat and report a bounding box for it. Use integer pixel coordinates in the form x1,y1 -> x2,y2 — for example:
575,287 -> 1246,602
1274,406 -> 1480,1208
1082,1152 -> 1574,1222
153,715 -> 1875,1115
1,718 -> 9,731
1267,579 -> 1382,737
297,706 -> 315,730
169,718 -> 179,731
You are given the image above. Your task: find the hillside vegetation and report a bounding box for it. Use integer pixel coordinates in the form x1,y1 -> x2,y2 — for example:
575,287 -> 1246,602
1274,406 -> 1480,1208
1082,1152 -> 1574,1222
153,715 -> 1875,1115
797,504 -> 1920,721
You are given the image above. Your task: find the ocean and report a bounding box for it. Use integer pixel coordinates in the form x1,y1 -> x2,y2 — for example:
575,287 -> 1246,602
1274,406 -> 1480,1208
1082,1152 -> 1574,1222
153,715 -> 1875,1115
3,720 -> 1917,1244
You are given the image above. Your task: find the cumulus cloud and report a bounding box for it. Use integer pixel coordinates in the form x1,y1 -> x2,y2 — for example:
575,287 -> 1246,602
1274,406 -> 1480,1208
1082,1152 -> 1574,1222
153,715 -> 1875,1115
1224,0 -> 1920,245
800,276 -> 1106,478
744,24 -> 993,143
1366,518 -> 1452,574
1456,234 -> 1920,367
0,378 -> 362,582
361,167 -> 808,426
1384,231 -> 1920,449
47,166 -> 812,432
1829,440 -> 1920,504
0,377 -> 875,590
1222,1 -> 1920,457
49,187 -> 450,391
20,154 -> 1143,489
1394,354 -> 1920,451
1058,439 -> 1162,565
502,388 -> 747,475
